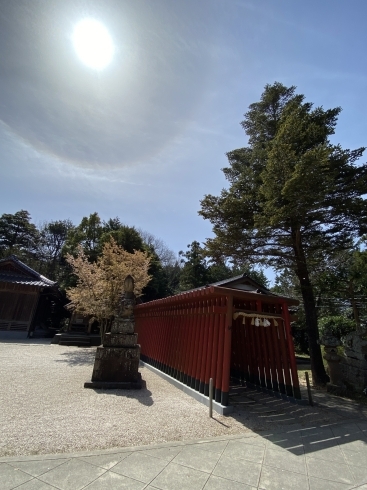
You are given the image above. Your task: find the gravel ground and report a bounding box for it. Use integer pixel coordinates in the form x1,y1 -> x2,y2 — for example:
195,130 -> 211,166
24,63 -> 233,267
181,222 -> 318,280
0,339 -> 251,457
1,338 -> 365,457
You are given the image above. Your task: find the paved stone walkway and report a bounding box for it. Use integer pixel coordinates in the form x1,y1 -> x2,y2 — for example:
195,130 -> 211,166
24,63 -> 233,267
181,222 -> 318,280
1,419 -> 367,490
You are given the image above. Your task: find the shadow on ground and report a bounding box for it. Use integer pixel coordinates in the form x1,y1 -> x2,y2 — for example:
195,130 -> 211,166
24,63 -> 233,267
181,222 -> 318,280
89,381 -> 154,406
0,331 -> 52,345
55,348 -> 97,366
228,381 -> 367,458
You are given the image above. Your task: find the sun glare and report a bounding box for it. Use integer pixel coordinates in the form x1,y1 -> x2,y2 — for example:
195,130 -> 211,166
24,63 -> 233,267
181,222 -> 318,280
72,19 -> 114,70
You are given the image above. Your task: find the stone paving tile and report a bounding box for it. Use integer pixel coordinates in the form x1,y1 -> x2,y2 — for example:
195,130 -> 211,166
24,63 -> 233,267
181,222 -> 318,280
340,446 -> 367,467
261,426 -> 302,438
300,426 -> 337,443
38,459 -> 106,490
306,457 -> 354,485
84,470 -> 146,489
111,452 -> 167,483
203,474 -> 256,490
213,454 -> 261,487
150,462 -> 209,490
79,452 -> 131,469
139,446 -> 182,462
258,465 -> 309,490
356,420 -> 367,432
264,446 -> 306,474
8,458 -> 69,477
331,423 -> 364,437
347,464 -> 367,487
222,439 -> 265,464
0,463 -> 33,490
339,437 -> 367,453
265,437 -> 305,456
302,437 -> 343,456
12,479 -> 59,490
264,431 -> 303,447
304,443 -> 345,462
232,435 -> 267,448
308,476 -> 355,490
172,446 -> 221,473
192,440 -> 229,454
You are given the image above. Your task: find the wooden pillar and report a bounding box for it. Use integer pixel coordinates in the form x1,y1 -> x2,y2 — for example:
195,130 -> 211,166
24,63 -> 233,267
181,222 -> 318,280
282,302 -> 301,399
221,295 -> 233,406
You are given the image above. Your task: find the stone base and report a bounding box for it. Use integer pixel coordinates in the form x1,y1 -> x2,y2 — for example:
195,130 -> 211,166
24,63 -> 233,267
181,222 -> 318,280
326,382 -> 347,396
90,345 -> 141,383
84,373 -> 142,390
103,333 -> 138,347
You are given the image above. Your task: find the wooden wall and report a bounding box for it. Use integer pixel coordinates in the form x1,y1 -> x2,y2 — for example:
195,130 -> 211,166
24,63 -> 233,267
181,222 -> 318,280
0,284 -> 39,331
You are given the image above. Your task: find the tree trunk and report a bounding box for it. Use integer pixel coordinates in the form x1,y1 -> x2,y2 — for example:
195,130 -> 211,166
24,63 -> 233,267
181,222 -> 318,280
291,227 -> 329,385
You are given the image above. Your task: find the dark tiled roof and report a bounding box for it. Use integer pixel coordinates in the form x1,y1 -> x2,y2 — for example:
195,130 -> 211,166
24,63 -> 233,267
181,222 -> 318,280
182,273 -> 273,295
0,255 -> 56,288
210,274 -> 245,287
210,273 -> 272,294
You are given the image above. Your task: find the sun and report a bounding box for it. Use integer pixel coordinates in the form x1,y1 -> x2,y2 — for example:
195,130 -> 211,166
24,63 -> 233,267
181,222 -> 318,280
72,19 -> 114,70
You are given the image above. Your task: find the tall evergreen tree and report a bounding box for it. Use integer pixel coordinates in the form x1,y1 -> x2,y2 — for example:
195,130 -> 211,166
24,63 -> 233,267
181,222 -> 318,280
0,210 -> 39,259
38,219 -> 74,280
199,83 -> 367,385
179,241 -> 209,290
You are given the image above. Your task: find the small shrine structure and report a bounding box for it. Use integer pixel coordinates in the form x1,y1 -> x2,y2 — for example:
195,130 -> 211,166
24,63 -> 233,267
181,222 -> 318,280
134,274 -> 300,406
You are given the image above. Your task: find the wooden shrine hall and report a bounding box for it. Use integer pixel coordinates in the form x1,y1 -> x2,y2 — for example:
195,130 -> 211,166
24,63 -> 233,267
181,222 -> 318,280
134,274 -> 301,406
0,255 -> 60,333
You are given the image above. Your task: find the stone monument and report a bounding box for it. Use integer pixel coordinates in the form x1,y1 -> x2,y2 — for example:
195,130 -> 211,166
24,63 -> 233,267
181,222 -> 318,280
84,275 -> 142,389
340,330 -> 367,392
318,331 -> 346,395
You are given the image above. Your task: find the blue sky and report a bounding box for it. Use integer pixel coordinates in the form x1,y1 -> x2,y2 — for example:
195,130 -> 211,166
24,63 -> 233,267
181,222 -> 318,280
1,0 -> 367,276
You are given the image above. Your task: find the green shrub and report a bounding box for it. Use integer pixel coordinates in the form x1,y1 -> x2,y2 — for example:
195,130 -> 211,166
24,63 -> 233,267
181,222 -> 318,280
318,316 -> 356,340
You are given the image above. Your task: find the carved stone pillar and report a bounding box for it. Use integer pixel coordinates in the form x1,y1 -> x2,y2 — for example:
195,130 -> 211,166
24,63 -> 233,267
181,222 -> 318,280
318,331 -> 346,395
84,275 -> 142,389
340,331 -> 367,392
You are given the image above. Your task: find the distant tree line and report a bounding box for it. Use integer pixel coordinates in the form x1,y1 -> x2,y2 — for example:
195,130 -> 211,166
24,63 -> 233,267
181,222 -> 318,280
0,210 -> 268,306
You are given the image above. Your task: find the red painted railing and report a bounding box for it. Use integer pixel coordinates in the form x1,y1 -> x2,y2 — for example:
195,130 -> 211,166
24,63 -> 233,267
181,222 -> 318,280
134,286 -> 300,405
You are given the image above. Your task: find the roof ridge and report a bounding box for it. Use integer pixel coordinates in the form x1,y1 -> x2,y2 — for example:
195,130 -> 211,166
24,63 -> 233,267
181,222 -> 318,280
0,255 -> 56,286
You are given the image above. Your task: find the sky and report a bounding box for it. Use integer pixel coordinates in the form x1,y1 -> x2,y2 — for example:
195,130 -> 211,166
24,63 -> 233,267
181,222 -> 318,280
1,0 -> 367,272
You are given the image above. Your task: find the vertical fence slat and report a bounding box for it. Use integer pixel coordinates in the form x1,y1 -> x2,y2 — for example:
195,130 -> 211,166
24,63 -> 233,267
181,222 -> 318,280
215,296 -> 226,403
195,302 -> 205,392
191,303 -> 201,390
282,302 -> 301,399
221,295 -> 233,406
210,298 -> 220,395
199,301 -> 210,394
257,300 -> 272,390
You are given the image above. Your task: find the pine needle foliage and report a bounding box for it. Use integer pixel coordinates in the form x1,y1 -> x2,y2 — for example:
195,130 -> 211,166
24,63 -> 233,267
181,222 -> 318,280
199,82 -> 367,385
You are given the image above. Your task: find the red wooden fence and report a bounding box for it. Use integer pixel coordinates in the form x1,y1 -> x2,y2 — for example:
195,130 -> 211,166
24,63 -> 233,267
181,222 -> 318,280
134,286 -> 300,406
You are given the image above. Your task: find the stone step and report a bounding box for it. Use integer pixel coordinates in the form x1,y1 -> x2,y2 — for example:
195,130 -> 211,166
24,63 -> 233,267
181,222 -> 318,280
60,336 -> 90,341
52,333 -> 101,346
59,340 -> 91,347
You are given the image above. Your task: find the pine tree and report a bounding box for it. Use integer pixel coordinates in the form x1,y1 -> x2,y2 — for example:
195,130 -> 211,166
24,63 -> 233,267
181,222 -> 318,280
199,82 -> 367,385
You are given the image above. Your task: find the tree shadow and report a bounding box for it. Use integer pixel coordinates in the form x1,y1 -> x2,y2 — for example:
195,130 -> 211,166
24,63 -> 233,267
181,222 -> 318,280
228,381 -> 367,459
55,348 -> 96,366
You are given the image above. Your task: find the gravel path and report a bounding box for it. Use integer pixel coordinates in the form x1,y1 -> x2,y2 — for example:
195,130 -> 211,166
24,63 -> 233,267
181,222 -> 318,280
0,340 -> 251,457
1,338 -> 365,457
